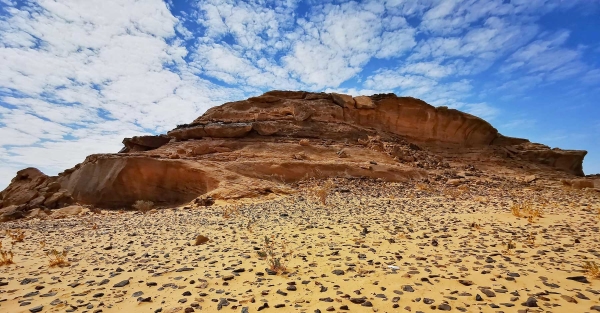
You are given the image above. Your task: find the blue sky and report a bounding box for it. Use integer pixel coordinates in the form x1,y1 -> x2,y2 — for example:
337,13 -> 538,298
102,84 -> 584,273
0,0 -> 599,189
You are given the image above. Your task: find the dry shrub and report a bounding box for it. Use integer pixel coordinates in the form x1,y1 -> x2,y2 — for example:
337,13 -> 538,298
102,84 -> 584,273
257,235 -> 294,274
526,232 -> 536,247
133,200 -> 154,213
222,206 -> 239,219
469,221 -> 482,230
0,242 -> 14,266
583,261 -> 600,279
511,204 -> 523,217
299,139 -> 310,146
46,250 -> 69,267
6,229 -> 25,243
443,188 -> 464,199
503,239 -> 516,255
314,180 -> 335,205
416,183 -> 431,192
194,235 -> 210,246
511,202 -> 543,222
40,241 -> 69,267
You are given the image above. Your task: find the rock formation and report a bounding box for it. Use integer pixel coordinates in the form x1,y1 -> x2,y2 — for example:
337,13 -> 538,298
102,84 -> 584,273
0,91 -> 590,218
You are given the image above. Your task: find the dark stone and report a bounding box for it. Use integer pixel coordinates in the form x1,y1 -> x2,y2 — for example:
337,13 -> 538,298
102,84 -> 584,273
438,303 -> 451,311
566,276 -> 589,283
522,297 -> 538,307
29,306 -> 43,313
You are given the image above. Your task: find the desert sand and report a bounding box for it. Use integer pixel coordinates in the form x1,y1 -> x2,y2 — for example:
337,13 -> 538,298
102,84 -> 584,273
2,177 -> 599,313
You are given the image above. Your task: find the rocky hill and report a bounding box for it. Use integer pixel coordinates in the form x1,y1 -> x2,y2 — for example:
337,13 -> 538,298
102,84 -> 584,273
0,91 -> 592,220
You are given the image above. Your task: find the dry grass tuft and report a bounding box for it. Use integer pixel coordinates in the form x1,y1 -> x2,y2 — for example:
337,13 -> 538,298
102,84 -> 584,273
46,250 -> 69,267
257,235 -> 294,274
223,206 -> 240,219
314,180 -> 335,205
511,202 -> 543,222
6,229 -> 25,243
132,200 -> 154,213
583,261 -> 600,279
0,242 -> 14,266
40,241 -> 69,267
416,183 -> 431,192
246,220 -> 255,233
526,232 -> 536,247
503,239 -> 516,255
469,221 -> 482,230
194,234 -> 210,246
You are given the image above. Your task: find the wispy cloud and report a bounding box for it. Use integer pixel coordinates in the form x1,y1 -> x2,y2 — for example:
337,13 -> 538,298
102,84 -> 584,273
0,0 -> 599,188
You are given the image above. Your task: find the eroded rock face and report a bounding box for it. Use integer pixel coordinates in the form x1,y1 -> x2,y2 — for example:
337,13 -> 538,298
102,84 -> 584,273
120,135 -> 170,153
0,168 -> 74,215
58,156 -> 220,208
0,90 -> 589,214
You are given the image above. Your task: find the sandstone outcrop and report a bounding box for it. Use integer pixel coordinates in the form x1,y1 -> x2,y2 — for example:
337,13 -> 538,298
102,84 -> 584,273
0,90 -> 589,215
120,135 -> 171,153
0,168 -> 74,219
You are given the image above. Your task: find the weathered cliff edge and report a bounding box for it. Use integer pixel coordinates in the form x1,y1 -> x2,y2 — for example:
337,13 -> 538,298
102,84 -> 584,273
0,91 -> 588,217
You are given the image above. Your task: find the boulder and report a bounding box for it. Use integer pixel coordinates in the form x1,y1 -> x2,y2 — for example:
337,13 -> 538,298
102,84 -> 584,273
565,179 -> 595,189
27,208 -> 49,219
0,205 -> 26,222
524,175 -> 537,183
121,135 -> 170,153
204,123 -> 253,138
331,93 -> 355,108
51,205 -> 87,219
0,168 -> 46,207
43,190 -> 74,209
354,96 -> 376,109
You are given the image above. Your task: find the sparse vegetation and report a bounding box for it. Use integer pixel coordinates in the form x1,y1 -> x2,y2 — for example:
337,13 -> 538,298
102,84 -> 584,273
246,219 -> 255,233
416,183 -> 431,192
469,221 -> 482,230
511,202 -> 543,222
132,200 -> 154,213
223,206 -> 240,219
503,239 -> 516,255
6,229 -> 25,243
40,241 -> 69,267
526,232 -> 536,247
314,180 -> 335,205
511,203 -> 523,217
257,235 -> 294,274
0,242 -> 14,266
583,261 -> 600,279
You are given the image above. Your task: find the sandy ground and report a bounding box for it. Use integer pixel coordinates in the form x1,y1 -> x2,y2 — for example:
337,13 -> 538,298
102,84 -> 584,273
1,179 -> 599,313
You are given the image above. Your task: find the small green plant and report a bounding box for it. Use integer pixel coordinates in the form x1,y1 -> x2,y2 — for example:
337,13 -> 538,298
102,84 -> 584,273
257,235 -> 294,273
583,261 -> 600,278
0,242 -> 14,266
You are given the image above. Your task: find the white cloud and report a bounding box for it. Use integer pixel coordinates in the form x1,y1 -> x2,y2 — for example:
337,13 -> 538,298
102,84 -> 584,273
0,0 -> 243,189
0,0 -> 599,189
